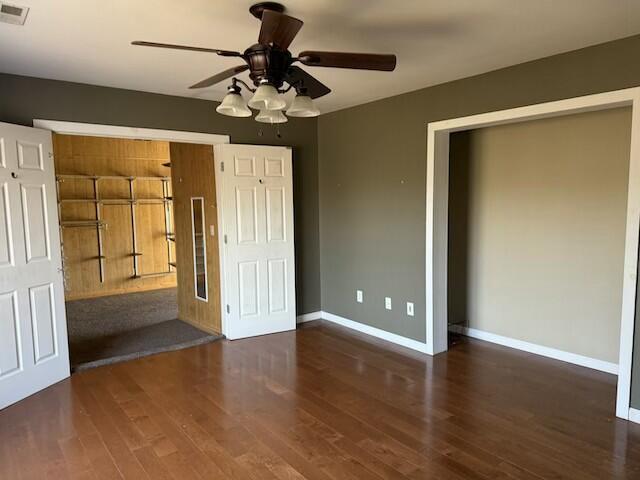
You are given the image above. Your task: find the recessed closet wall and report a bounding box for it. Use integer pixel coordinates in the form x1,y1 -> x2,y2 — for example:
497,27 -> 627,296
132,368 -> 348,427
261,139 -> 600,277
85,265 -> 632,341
170,142 -> 221,334
448,107 -> 632,363
54,134 -> 176,300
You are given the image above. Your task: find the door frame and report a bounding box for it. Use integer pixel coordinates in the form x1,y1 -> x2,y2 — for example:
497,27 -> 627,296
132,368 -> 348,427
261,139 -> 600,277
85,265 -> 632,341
32,119 -> 230,334
425,87 -> 640,420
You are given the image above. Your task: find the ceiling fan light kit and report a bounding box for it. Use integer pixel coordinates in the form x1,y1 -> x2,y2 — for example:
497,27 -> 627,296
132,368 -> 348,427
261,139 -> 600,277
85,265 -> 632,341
256,109 -> 288,124
248,81 -> 287,111
132,2 -> 396,124
216,85 -> 252,118
286,93 -> 320,117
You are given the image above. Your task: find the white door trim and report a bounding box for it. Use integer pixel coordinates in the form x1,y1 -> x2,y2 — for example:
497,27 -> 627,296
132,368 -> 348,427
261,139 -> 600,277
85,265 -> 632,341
425,87 -> 640,421
32,120 -> 229,146
31,119 -> 229,334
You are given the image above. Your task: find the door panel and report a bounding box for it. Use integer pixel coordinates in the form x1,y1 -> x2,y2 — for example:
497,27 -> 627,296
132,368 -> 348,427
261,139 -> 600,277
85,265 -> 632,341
268,258 -> 287,313
21,184 -> 50,262
236,187 -> 258,244
265,157 -> 284,177
234,156 -> 256,176
0,182 -> 12,267
0,291 -> 20,376
0,138 -> 6,169
29,283 -> 57,363
17,141 -> 44,170
239,260 -> 259,317
0,122 -> 69,410
266,187 -> 286,242
216,144 -> 295,339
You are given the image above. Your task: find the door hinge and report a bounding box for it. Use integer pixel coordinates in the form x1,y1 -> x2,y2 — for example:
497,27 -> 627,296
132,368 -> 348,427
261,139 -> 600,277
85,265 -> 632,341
224,234 -> 228,244
226,304 -> 230,314
220,161 -> 224,172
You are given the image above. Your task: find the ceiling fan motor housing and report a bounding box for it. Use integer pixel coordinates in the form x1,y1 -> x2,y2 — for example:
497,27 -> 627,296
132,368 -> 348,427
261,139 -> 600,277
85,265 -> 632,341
244,43 -> 293,88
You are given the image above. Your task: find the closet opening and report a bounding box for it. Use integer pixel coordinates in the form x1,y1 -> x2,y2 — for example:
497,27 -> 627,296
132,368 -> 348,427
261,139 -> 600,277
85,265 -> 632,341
53,134 -> 222,370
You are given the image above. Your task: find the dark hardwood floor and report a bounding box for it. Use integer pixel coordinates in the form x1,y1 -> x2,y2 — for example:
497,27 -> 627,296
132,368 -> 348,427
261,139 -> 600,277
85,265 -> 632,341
2,319 -> 640,479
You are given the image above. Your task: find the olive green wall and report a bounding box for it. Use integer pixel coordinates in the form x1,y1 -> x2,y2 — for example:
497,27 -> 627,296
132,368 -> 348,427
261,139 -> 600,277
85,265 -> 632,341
0,73 -> 320,314
4,33 -> 640,408
448,108 -> 631,364
317,34 -> 640,407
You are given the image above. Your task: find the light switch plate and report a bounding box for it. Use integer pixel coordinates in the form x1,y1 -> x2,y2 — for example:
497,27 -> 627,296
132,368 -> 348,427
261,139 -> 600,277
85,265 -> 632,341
385,297 -> 392,310
356,290 -> 363,303
406,302 -> 414,316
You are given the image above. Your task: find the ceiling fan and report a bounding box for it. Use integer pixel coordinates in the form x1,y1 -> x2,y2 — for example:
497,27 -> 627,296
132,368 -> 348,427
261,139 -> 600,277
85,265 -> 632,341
132,2 -> 396,122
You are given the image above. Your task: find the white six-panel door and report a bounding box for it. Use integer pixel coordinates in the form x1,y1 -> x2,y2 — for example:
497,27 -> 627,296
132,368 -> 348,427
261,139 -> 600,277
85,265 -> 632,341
0,122 -> 69,410
215,145 -> 296,339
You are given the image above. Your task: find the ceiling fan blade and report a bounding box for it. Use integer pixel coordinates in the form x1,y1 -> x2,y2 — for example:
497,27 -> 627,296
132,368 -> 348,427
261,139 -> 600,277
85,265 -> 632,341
285,66 -> 331,99
132,41 -> 241,57
189,65 -> 249,89
258,10 -> 303,49
298,51 -> 396,71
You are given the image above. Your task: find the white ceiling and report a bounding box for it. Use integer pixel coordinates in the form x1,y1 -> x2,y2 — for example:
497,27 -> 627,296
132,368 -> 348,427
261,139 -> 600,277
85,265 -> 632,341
1,0 -> 640,113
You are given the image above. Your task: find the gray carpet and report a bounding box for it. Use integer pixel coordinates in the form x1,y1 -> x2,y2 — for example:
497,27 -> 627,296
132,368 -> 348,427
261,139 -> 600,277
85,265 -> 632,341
66,288 -> 222,370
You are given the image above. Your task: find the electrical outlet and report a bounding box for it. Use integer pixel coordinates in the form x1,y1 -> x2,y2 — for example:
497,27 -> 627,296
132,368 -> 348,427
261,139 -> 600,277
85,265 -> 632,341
406,302 -> 414,316
385,297 -> 392,310
356,290 -> 363,303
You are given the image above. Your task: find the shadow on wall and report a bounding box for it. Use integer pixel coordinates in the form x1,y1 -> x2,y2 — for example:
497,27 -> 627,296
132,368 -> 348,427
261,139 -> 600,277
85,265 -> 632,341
448,130 -> 472,328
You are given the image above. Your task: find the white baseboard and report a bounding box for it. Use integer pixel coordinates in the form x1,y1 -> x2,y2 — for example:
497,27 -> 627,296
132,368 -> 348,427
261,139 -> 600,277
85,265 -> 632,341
628,408 -> 640,424
296,311 -> 322,323
298,313 -> 620,372
449,325 -> 618,375
319,311 -> 430,354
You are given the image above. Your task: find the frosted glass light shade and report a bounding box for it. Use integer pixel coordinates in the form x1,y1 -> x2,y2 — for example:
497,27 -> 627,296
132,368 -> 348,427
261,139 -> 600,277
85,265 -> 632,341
255,109 -> 288,124
286,94 -> 320,117
248,84 -> 286,111
216,92 -> 251,117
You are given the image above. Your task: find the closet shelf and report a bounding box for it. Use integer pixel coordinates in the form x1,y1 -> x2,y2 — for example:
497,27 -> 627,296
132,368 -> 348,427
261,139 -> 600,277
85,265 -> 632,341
57,171 -> 174,281
57,174 -> 171,181
60,220 -> 107,228
59,198 -> 173,204
133,271 -> 176,279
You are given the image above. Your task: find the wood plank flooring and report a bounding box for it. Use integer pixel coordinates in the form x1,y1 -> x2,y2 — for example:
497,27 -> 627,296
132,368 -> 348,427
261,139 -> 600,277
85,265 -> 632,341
1,319 -> 640,479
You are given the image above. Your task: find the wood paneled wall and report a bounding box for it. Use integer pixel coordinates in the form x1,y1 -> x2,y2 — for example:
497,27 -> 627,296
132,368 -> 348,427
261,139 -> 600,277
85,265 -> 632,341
170,143 -> 221,334
53,134 -> 177,300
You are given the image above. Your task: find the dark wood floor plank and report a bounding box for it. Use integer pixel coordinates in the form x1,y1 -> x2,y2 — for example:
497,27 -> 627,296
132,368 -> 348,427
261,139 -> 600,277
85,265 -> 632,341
2,320 -> 640,479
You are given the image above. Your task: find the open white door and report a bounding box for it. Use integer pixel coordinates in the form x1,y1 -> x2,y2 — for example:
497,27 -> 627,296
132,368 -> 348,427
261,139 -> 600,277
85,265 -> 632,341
0,122 -> 69,410
215,144 -> 296,339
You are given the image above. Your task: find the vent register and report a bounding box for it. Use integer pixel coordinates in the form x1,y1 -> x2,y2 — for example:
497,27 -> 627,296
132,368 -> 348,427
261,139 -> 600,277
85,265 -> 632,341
0,3 -> 28,25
